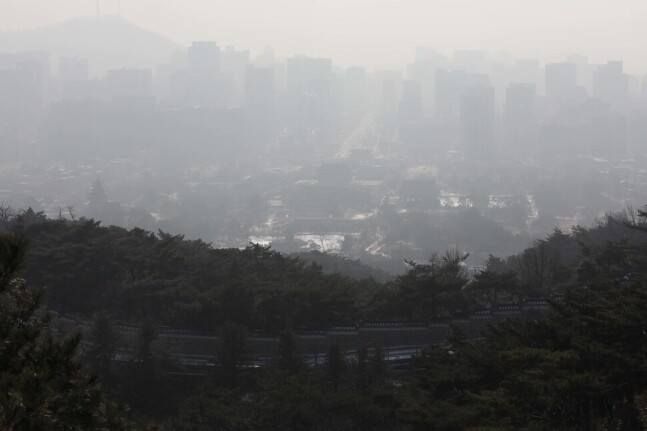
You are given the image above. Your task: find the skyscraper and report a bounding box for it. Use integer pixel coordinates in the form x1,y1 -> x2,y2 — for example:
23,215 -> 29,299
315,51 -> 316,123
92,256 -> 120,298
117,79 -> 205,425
59,57 -> 88,82
399,80 -> 423,121
188,41 -> 220,76
545,62 -> 577,100
460,85 -> 495,156
245,64 -> 275,148
105,68 -> 152,100
593,61 -> 628,111
505,83 -> 537,153
286,56 -> 333,133
344,67 -> 366,119
185,41 -> 224,108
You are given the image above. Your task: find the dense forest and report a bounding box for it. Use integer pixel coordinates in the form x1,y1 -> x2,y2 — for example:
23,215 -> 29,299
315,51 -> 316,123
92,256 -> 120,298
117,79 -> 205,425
2,205 -> 635,328
1,206 -> 647,429
0,233 -> 137,430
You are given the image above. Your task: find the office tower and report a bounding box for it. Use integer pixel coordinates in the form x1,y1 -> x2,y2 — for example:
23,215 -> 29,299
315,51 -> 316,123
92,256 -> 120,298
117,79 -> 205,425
399,80 -> 423,121
0,52 -> 50,147
185,41 -> 224,107
505,83 -> 537,153
255,46 -> 276,68
545,62 -> 577,100
407,47 -> 448,115
593,61 -> 628,111
221,46 -> 249,77
436,70 -> 489,118
453,50 -> 488,74
566,54 -> 594,94
59,57 -> 88,82
506,83 -> 536,122
344,67 -> 366,119
105,68 -> 152,100
0,52 -> 51,109
374,70 -> 402,113
286,56 -> 333,132
245,65 -> 274,111
436,70 -> 465,118
188,41 -> 220,75
245,64 -> 275,148
0,68 -> 21,157
627,75 -> 640,99
286,56 -> 332,99
58,57 -> 93,101
460,85 -> 495,156
512,59 -> 542,94
221,46 -> 250,107
580,98 -> 627,157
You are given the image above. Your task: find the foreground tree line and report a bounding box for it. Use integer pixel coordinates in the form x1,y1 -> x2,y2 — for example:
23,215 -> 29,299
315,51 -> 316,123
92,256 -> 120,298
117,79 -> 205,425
0,234 -> 139,430
1,207 -> 647,429
1,205 -> 639,328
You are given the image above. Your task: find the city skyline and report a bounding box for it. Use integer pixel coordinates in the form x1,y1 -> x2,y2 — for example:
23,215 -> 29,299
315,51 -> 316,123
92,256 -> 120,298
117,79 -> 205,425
1,0 -> 645,72
2,1 -> 647,261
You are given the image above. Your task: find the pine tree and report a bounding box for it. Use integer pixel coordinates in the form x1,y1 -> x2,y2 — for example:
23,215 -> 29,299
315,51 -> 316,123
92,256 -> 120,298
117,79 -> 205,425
324,344 -> 347,392
0,233 -> 132,430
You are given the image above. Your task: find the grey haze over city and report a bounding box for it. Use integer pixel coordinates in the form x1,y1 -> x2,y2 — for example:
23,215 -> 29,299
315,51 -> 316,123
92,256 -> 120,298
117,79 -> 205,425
2,0 -> 647,274
4,0 -> 647,71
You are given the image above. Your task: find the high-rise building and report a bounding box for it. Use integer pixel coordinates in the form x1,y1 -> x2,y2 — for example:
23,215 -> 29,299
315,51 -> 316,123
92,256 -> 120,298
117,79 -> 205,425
505,83 -> 537,153
460,85 -> 495,156
184,41 -> 225,108
593,61 -> 628,111
245,66 -> 274,110
188,41 -> 220,75
286,56 -> 333,132
221,46 -> 250,107
399,80 -> 422,121
566,54 -> 594,94
453,50 -> 488,74
105,68 -> 152,100
344,67 -> 366,118
512,59 -> 542,91
286,56 -> 332,98
374,70 -> 402,113
0,51 -> 50,146
506,83 -> 536,121
58,57 -> 94,101
245,65 -> 275,148
59,57 -> 88,82
545,62 -> 577,100
640,75 -> 647,103
436,70 -> 489,118
407,47 -> 448,115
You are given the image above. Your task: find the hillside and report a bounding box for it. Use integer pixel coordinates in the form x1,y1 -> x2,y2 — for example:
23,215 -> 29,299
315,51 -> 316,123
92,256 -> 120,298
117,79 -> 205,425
292,250 -> 395,283
3,207 -> 647,427
3,207 -> 647,331
4,210 -> 381,330
0,16 -> 182,76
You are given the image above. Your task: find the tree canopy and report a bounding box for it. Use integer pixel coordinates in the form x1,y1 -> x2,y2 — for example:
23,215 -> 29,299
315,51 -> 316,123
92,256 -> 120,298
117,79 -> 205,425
0,233 -> 133,430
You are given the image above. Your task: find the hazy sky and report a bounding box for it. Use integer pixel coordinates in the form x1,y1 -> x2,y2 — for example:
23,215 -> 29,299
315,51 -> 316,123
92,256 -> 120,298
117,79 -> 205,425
2,0 -> 647,71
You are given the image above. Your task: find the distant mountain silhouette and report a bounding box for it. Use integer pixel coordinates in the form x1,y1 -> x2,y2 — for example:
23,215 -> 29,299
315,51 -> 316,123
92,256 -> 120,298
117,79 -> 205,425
0,16 -> 183,76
